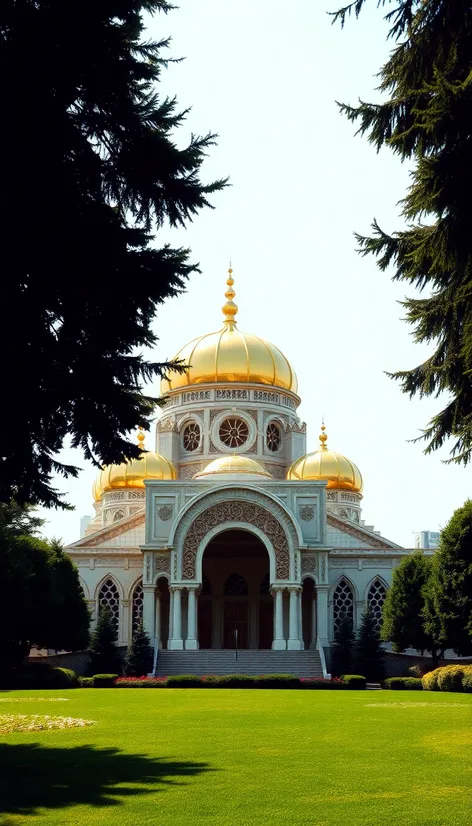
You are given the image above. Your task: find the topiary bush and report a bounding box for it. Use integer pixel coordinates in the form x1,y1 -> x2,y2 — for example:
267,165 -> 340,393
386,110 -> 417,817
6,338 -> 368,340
255,674 -> 300,689
384,677 -> 423,690
13,665 -> 79,689
341,674 -> 367,689
217,675 -> 258,688
93,673 -> 119,687
50,667 -> 79,688
422,667 -> 442,691
79,676 -> 94,687
437,665 -> 466,693
201,676 -> 220,687
115,677 -> 167,687
462,670 -> 472,693
166,675 -> 203,687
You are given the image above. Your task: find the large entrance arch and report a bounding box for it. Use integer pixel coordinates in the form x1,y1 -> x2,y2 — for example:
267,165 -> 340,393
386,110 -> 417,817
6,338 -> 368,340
199,529 -> 273,650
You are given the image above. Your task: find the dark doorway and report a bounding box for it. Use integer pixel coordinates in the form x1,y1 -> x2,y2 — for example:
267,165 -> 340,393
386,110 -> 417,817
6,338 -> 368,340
302,578 -> 316,649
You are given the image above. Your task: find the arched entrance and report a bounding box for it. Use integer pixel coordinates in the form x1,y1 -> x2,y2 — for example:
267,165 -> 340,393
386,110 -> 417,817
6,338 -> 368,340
199,529 -> 273,650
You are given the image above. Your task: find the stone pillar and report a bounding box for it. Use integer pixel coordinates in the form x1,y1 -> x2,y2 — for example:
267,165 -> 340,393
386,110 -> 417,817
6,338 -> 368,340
185,586 -> 198,650
288,587 -> 302,650
142,585 -> 156,646
311,594 -> 317,649
169,589 -> 174,641
169,586 -> 184,649
297,591 -> 304,648
316,585 -> 329,647
155,589 -> 162,650
121,599 -> 131,645
271,588 -> 286,650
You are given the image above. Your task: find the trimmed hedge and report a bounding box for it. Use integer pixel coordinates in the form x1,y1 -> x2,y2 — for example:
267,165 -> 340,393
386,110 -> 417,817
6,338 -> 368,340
78,676 -> 95,687
301,677 -> 347,689
341,675 -> 367,690
110,674 -> 360,689
384,677 -> 423,690
94,673 -> 119,687
215,675 -> 258,688
255,674 -> 300,689
10,665 -> 79,689
115,676 -> 167,688
422,664 -> 472,692
166,675 -> 203,688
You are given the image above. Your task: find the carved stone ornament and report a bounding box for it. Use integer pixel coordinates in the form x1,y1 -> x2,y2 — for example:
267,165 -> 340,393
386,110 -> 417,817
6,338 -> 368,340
157,418 -> 178,433
157,505 -> 173,521
301,555 -> 317,576
144,553 -> 152,584
129,490 -> 145,500
155,554 -> 171,576
181,500 -> 291,580
299,505 -> 315,522
321,554 -> 327,582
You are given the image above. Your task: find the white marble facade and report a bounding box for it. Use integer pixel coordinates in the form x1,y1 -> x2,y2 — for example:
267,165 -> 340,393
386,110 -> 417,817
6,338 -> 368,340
66,273 -> 414,657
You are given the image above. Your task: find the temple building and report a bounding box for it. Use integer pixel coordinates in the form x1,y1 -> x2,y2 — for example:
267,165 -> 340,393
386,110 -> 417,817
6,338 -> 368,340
66,268 -> 411,676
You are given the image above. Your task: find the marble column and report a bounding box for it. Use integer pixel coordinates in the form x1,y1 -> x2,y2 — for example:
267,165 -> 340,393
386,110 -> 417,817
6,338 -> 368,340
142,585 -> 156,646
297,591 -> 304,648
185,586 -> 198,650
288,587 -> 302,650
155,589 -> 162,650
271,588 -> 286,650
316,585 -> 329,647
169,586 -> 184,649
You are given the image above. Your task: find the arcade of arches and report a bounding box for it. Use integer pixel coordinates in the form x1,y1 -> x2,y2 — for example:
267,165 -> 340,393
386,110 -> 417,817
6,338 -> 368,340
149,530 -> 318,650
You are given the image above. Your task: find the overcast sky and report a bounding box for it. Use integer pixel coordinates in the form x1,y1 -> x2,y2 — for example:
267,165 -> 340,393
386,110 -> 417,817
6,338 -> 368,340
38,0 -> 470,547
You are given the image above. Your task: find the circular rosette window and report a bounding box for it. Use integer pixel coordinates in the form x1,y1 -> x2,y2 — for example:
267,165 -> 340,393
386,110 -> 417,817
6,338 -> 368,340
219,417 -> 249,448
266,422 -> 281,452
183,422 -> 201,452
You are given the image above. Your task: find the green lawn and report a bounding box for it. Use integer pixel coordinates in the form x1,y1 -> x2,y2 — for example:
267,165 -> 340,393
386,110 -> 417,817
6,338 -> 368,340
1,689 -> 472,826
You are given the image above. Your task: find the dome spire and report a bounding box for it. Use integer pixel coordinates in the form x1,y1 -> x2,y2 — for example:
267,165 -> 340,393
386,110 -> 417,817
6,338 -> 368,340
222,264 -> 238,326
319,421 -> 328,451
137,426 -> 146,454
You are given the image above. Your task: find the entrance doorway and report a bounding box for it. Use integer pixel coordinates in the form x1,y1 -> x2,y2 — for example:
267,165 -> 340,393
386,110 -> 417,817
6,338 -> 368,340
201,529 -> 273,649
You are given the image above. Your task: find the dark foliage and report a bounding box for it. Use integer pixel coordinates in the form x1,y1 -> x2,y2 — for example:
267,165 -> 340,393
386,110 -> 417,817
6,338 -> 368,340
124,620 -> 153,676
88,608 -> 120,675
334,0 -> 472,463
330,616 -> 355,676
354,608 -> 385,681
0,0 -> 226,508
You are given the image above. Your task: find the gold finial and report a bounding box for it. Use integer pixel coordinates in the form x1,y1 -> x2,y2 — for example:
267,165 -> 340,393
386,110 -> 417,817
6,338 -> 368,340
137,426 -> 146,453
319,422 -> 328,451
222,265 -> 238,325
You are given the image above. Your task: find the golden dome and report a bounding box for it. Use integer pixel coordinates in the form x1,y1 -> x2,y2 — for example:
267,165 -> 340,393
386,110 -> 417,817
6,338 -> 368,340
287,426 -> 363,493
93,429 -> 176,500
195,455 -> 272,479
161,269 -> 298,394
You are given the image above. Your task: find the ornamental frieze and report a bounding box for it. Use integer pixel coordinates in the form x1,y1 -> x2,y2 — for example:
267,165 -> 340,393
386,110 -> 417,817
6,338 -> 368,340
181,500 -> 291,580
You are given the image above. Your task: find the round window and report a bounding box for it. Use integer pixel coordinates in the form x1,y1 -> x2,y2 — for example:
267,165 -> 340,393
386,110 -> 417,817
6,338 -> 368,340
183,422 -> 201,452
266,422 -> 281,452
219,417 -> 249,448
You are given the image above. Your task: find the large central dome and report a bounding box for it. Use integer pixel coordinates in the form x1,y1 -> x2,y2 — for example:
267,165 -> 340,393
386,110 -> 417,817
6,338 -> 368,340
161,269 -> 297,394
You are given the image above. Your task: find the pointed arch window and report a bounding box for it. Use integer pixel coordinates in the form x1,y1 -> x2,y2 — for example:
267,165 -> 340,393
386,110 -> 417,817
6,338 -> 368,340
224,573 -> 248,596
332,578 -> 354,633
132,579 -> 143,636
98,578 -> 120,632
368,578 -> 387,630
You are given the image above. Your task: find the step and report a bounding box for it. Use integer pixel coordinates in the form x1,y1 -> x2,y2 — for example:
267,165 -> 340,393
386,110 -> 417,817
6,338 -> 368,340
155,649 -> 324,678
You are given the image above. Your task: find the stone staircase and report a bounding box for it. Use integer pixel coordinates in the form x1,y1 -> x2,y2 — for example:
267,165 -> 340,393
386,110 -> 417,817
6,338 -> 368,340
155,649 -> 324,678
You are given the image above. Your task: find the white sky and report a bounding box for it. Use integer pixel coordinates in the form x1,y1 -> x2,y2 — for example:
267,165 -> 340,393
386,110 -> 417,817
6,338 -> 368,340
38,0 -> 470,547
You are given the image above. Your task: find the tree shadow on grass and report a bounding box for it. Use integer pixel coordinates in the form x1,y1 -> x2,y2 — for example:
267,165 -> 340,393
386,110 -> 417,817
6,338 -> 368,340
0,743 -> 213,817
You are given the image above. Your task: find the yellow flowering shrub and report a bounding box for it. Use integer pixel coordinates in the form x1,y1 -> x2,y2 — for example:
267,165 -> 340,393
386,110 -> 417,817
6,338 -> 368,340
422,668 -> 443,691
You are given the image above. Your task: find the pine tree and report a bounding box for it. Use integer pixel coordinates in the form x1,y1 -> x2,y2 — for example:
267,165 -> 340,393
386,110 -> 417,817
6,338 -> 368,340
424,500 -> 472,656
333,0 -> 472,464
354,608 -> 385,682
124,620 -> 153,677
330,616 -> 355,677
88,608 -> 120,675
381,551 -> 443,666
0,1 -> 226,508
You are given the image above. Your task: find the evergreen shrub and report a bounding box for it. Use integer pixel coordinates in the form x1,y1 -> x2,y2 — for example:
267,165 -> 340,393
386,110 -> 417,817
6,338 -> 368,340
422,668 -> 443,691
384,677 -> 423,690
115,677 -> 167,687
124,621 -> 153,677
437,665 -> 466,693
94,673 -> 119,687
341,675 -> 367,689
79,676 -> 94,687
166,675 -> 202,687
217,675 -> 257,688
255,674 -> 300,688
300,678 -> 347,689
462,671 -> 472,693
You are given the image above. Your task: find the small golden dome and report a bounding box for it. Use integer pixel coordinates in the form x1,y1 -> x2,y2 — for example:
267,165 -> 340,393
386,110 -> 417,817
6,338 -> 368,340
161,268 -> 297,394
195,455 -> 272,479
287,425 -> 363,493
93,429 -> 176,500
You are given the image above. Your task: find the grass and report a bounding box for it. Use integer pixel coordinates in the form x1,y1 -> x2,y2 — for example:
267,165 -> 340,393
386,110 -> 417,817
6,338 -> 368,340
1,689 -> 472,826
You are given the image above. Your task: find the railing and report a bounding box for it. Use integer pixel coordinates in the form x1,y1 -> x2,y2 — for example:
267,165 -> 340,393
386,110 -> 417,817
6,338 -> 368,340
316,637 -> 331,680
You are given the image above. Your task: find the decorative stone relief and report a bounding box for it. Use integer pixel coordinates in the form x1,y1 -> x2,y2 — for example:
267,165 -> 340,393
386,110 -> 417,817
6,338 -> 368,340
76,558 -> 91,567
330,558 -> 358,568
321,555 -> 327,582
286,419 -> 306,433
181,500 -> 291,580
299,505 -> 315,522
262,463 -> 285,479
144,553 -> 152,583
155,554 -> 171,576
301,555 -> 318,576
129,558 -> 143,568
105,491 -> 125,502
216,389 -> 248,400
326,492 -> 337,501
340,493 -> 360,503
182,390 -> 211,403
157,505 -> 174,521
253,390 -> 279,403
95,558 -> 126,567
179,463 -> 206,479
128,506 -> 141,515
129,490 -> 145,500
363,558 -> 392,567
